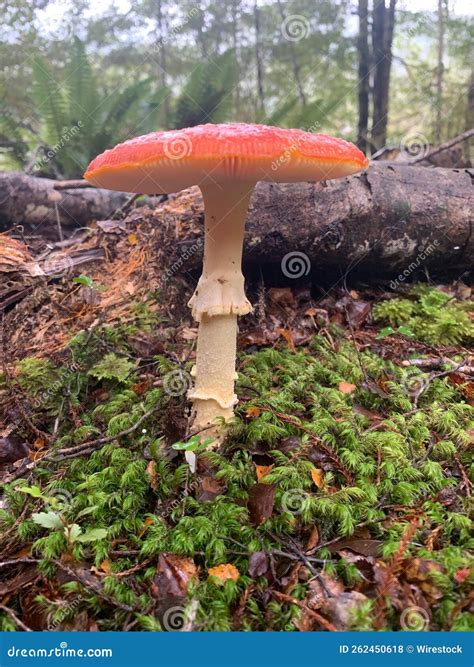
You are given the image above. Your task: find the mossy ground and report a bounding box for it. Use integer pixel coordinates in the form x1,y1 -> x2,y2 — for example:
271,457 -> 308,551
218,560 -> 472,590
0,285 -> 472,632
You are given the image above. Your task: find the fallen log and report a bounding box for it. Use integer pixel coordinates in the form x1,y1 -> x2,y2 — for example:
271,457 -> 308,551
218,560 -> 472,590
0,171 -> 130,236
163,163 -> 473,281
1,164 -> 473,281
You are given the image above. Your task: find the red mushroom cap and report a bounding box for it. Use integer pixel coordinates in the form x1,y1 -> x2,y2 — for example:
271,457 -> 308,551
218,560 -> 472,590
84,123 -> 369,194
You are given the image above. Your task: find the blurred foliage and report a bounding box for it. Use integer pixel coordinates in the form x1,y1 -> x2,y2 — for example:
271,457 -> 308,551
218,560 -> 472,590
0,0 -> 473,174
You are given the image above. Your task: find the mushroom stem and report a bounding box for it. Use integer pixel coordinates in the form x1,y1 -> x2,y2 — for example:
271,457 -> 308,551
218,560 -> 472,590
188,182 -> 255,439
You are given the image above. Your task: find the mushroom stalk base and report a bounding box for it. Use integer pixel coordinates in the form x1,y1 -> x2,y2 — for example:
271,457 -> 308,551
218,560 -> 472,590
191,314 -> 238,435
188,182 -> 255,443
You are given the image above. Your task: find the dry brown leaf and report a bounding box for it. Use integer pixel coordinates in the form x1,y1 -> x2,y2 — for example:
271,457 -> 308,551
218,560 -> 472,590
152,554 -> 198,599
248,483 -> 276,525
278,328 -> 296,351
198,475 -> 223,501
91,559 -> 111,576
246,406 -> 261,418
338,381 -> 357,394
306,525 -> 320,551
310,467 -> 324,487
208,563 -> 240,584
128,232 -> 138,245
320,591 -> 369,630
248,552 -> 269,578
138,515 -> 154,538
329,538 -> 383,558
255,464 -> 273,482
146,460 -> 158,491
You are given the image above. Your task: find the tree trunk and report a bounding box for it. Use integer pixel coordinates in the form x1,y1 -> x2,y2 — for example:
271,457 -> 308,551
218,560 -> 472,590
254,0 -> 266,116
231,0 -> 241,109
357,0 -> 370,153
464,69 -> 474,161
276,0 -> 307,107
435,0 -> 447,143
163,164 -> 474,280
196,2 -> 208,59
0,172 -> 130,238
155,0 -> 170,126
371,0 -> 397,152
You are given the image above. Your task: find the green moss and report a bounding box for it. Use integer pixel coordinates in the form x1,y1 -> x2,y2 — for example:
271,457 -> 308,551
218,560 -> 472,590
1,284 -> 472,632
373,285 -> 474,345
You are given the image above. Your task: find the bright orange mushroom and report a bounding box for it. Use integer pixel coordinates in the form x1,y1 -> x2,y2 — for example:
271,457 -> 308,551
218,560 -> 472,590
85,123 -> 368,442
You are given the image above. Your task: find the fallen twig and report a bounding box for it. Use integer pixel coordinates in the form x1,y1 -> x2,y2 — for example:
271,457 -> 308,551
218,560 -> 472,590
0,604 -> 33,631
411,128 -> 474,164
271,591 -> 336,632
53,180 -> 95,190
4,402 -> 163,482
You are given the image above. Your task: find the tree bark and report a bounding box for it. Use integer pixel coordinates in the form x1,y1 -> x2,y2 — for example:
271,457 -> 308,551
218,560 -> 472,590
464,69 -> 474,161
2,166 -> 473,280
357,0 -> 370,153
254,0 -> 266,116
155,0 -> 170,126
435,0 -> 447,143
0,171 -> 130,237
371,0 -> 397,152
163,164 -> 474,280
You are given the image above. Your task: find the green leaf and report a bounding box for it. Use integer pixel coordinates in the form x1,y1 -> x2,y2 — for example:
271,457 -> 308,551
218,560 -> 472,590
73,274 -> 95,288
376,326 -> 395,339
67,523 -> 83,542
31,512 -> 63,530
172,435 -> 214,451
75,506 -> 99,519
397,325 -> 416,338
76,528 -> 108,543
31,56 -> 69,146
18,485 -> 44,499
